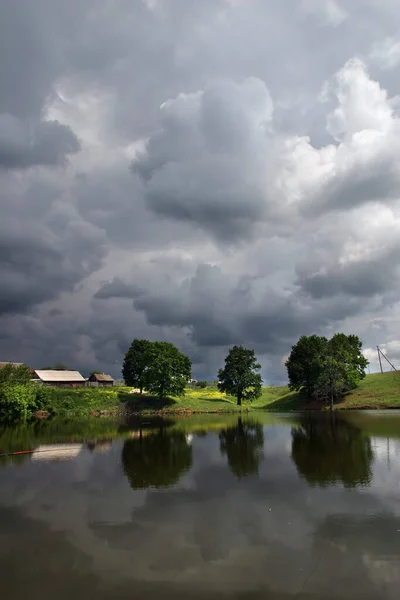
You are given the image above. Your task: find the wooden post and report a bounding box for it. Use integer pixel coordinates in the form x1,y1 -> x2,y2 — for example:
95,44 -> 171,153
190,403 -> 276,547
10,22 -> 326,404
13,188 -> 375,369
377,346 -> 383,373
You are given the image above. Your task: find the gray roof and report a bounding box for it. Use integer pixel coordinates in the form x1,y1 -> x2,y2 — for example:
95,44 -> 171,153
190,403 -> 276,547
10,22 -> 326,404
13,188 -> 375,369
90,373 -> 114,382
34,370 -> 86,382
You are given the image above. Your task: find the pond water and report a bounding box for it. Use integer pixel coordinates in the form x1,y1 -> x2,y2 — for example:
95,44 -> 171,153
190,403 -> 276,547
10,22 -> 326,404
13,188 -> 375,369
1,411 -> 400,600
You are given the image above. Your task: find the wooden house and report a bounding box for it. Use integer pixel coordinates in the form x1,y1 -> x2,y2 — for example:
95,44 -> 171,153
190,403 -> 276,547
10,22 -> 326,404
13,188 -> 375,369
88,373 -> 114,386
33,370 -> 86,387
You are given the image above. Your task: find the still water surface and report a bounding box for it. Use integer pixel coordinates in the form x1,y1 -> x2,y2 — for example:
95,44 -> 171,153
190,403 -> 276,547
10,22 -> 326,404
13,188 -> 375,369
1,411 -> 400,599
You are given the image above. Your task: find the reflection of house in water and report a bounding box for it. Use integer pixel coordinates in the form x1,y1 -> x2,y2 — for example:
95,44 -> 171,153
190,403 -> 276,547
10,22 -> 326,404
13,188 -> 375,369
31,444 -> 83,462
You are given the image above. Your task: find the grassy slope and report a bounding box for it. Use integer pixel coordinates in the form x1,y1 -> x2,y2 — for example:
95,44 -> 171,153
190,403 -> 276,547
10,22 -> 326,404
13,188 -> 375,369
35,371 -> 400,416
262,372 -> 400,411
124,386 -> 303,413
336,372 -> 400,409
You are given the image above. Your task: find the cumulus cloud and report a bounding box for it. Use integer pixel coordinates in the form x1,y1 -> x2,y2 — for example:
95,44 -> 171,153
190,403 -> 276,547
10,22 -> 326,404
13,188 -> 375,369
132,78 -> 274,242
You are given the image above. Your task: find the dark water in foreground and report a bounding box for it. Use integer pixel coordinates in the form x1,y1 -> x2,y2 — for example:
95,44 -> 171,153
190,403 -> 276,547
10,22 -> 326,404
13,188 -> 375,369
1,411 -> 400,600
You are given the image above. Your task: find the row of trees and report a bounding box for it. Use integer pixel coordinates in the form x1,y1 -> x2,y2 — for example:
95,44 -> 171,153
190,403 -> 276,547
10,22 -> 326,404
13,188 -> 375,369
123,340 -> 263,404
123,333 -> 368,407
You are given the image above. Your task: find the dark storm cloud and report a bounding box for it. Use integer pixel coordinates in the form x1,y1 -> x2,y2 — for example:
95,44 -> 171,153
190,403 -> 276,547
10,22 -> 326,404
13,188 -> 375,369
0,228 -> 106,317
94,278 -> 143,300
115,264 -> 365,359
0,0 -> 84,169
0,117 -> 80,169
296,257 -> 400,300
0,175 -> 108,317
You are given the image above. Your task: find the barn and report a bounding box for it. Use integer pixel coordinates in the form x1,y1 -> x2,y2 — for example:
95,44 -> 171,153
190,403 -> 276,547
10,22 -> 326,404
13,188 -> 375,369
33,370 -> 86,387
87,373 -> 114,386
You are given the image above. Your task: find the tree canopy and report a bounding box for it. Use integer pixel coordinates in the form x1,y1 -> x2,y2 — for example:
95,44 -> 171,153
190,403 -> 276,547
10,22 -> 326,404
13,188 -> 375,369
218,345 -> 262,406
144,341 -> 192,399
285,333 -> 368,406
0,364 -> 36,421
123,339 -> 192,398
122,338 -> 153,393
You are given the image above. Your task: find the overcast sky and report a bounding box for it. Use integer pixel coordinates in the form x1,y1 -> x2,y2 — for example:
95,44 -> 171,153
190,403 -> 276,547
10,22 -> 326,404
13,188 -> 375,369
1,0 -> 400,382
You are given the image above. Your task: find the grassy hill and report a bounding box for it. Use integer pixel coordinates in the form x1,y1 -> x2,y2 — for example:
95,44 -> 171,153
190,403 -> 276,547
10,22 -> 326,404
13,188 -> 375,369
125,372 -> 400,413
259,371 -> 400,411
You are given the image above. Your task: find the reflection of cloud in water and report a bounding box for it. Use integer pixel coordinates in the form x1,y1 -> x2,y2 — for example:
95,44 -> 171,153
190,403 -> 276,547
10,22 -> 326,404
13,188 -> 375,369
0,420 -> 399,598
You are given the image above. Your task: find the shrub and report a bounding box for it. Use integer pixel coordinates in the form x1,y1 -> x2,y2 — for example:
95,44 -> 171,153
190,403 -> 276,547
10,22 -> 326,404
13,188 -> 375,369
0,383 -> 37,422
196,381 -> 208,389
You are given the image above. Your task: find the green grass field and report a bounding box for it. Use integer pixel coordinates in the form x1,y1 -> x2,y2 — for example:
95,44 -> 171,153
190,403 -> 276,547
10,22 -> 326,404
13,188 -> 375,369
31,371 -> 400,417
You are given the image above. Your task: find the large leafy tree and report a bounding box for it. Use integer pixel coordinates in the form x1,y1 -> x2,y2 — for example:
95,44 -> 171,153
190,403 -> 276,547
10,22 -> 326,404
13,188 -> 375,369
286,333 -> 369,407
218,345 -> 262,406
285,335 -> 328,396
122,338 -> 153,393
315,334 -> 369,409
144,341 -> 192,399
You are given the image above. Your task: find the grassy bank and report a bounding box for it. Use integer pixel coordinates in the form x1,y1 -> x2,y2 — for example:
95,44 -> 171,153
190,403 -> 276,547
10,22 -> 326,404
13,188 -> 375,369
262,372 -> 400,411
3,372 -> 398,420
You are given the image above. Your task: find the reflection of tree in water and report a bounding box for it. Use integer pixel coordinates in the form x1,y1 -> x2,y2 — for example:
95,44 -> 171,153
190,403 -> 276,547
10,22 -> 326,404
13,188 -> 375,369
291,415 -> 373,488
219,417 -> 264,478
86,439 -> 113,453
122,427 -> 193,489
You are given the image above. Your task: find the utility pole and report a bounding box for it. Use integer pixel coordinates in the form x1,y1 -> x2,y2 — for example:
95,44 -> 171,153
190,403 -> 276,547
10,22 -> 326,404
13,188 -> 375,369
377,346 -> 383,373
379,347 -> 398,372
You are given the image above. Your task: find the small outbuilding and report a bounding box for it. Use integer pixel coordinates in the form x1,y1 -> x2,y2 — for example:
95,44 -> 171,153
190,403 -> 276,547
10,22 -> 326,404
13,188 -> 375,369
88,373 -> 114,386
33,370 -> 86,387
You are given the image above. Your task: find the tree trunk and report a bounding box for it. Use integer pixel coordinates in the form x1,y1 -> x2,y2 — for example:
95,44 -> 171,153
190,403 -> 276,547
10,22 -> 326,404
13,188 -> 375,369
237,391 -> 242,406
140,385 -> 143,395
329,381 -> 334,412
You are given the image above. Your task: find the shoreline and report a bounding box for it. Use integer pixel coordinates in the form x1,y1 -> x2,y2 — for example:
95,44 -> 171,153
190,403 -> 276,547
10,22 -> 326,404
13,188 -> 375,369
48,404 -> 400,420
